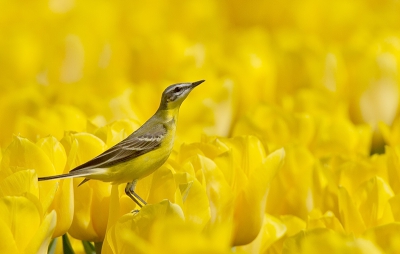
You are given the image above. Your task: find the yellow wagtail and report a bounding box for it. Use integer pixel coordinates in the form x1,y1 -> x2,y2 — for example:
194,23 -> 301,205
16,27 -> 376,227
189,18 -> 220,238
38,80 -> 204,207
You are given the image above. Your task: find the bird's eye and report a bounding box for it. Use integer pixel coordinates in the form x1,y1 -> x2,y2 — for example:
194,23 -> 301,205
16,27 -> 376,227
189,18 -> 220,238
173,87 -> 182,93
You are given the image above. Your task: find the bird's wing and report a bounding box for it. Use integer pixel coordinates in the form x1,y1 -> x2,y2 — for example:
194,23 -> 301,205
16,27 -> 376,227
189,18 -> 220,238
70,124 -> 167,172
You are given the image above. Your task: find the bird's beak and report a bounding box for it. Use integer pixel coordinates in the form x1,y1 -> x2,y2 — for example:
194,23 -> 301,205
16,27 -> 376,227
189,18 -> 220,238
191,80 -> 205,88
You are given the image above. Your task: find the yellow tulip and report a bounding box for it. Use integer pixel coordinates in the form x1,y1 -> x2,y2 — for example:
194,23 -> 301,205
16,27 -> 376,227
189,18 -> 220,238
0,135 -> 74,245
60,131 -> 111,242
284,228 -> 382,254
362,223 -> 400,253
177,136 -> 285,246
0,137 -> 61,253
236,214 -> 288,253
355,176 -> 395,227
265,145 -> 315,219
103,199 -> 233,254
37,136 -> 74,238
0,197 -> 57,254
305,211 -> 341,233
386,146 -> 400,194
338,186 -> 366,235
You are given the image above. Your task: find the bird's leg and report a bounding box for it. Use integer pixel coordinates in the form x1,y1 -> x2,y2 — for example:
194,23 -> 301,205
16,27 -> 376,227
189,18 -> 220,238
125,180 -> 147,208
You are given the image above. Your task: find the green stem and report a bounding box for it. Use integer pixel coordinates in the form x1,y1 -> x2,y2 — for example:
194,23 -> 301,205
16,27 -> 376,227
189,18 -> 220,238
95,242 -> 103,254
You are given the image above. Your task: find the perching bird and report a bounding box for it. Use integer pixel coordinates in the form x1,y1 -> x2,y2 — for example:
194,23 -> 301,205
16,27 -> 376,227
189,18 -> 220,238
38,80 -> 204,207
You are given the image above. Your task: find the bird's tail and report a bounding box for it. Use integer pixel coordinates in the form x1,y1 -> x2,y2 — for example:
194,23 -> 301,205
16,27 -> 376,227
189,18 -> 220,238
38,171 -> 92,185
38,173 -> 75,181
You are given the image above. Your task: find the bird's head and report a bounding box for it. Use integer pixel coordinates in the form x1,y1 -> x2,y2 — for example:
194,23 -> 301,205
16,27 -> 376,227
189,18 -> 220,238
159,80 -> 204,110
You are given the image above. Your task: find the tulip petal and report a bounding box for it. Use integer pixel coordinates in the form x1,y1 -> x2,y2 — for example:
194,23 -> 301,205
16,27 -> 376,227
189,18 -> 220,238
106,214 -> 149,254
200,154 -> 234,225
308,210 -> 345,233
179,180 -> 193,203
53,105 -> 87,133
386,146 -> 400,194
233,148 -> 285,245
91,181 -> 112,241
61,132 -> 106,169
338,186 -> 366,235
105,200 -> 184,254
0,196 -> 41,252
280,215 -> 307,237
0,218 -> 18,253
389,195 -> 400,222
355,176 -> 394,227
94,119 -> 140,147
36,136 -> 67,174
1,136 -> 56,177
147,166 -> 176,204
37,136 -> 73,237
68,182 -> 98,241
237,213 -> 287,253
50,178 -> 74,238
175,172 -> 210,227
363,223 -> 400,253
25,210 -> 57,254
265,145 -> 314,218
102,184 -> 122,254
283,228 -> 382,254
0,136 -> 58,212
0,169 -> 39,198
62,132 -> 108,241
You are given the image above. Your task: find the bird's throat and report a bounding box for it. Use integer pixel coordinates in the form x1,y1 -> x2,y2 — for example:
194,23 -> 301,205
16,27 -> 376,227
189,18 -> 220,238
159,108 -> 179,124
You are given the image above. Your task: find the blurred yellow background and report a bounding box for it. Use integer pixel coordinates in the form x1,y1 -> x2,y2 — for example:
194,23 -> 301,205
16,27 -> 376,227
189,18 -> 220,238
1,0 -> 399,150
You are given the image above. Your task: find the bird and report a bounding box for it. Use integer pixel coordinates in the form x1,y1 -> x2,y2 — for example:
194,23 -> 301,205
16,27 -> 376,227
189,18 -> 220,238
38,80 -> 205,207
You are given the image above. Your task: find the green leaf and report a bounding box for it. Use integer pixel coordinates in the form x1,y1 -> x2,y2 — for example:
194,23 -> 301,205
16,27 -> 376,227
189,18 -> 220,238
62,234 -> 75,254
82,241 -> 96,254
48,238 -> 58,254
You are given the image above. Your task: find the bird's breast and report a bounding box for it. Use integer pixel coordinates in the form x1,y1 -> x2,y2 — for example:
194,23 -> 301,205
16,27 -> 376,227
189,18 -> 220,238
106,129 -> 176,185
